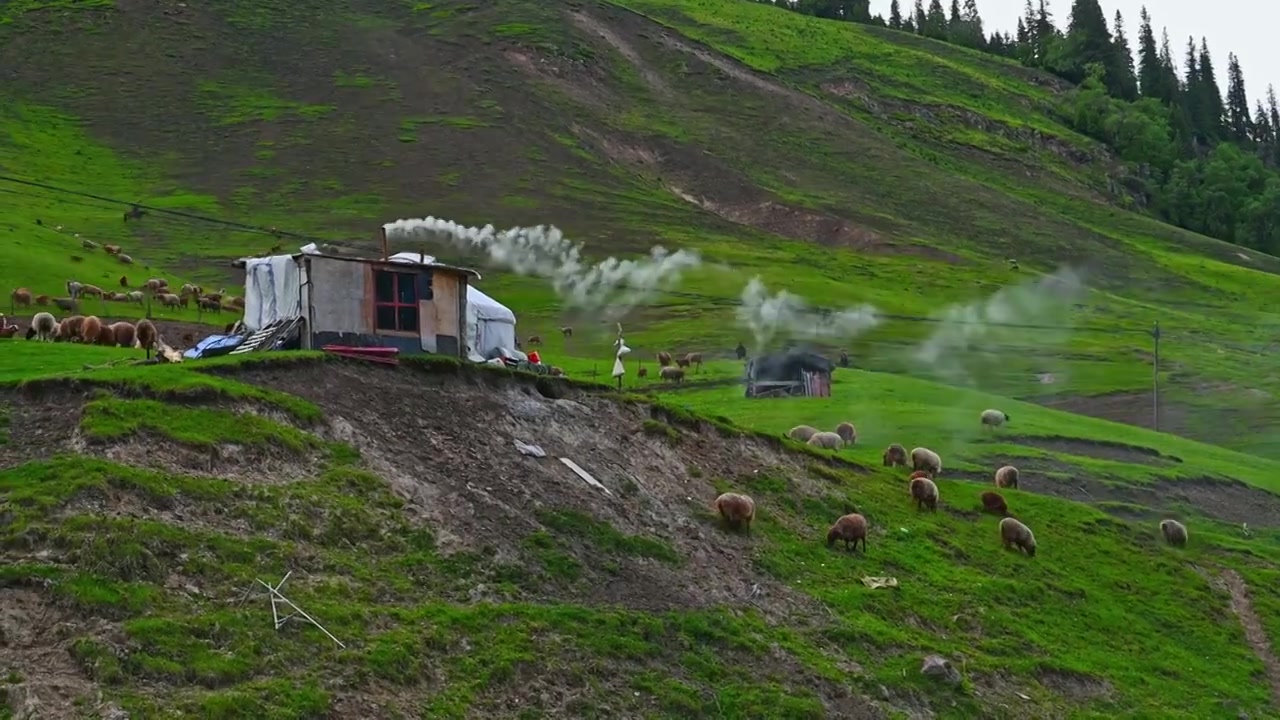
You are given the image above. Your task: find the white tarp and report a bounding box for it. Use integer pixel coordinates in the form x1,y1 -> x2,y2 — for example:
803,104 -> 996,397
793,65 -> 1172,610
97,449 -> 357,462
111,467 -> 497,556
387,251 -> 436,265
465,285 -> 516,361
243,255 -> 304,332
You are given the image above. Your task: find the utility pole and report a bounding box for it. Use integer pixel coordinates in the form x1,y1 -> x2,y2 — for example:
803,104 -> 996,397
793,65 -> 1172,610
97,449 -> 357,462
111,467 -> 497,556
1152,321 -> 1161,432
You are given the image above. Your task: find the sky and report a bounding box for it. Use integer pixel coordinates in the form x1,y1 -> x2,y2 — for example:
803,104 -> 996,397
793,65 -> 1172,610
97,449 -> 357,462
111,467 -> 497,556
869,0 -> 1277,106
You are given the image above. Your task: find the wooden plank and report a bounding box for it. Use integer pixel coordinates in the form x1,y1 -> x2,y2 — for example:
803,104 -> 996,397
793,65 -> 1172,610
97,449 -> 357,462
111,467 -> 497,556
559,457 -> 612,496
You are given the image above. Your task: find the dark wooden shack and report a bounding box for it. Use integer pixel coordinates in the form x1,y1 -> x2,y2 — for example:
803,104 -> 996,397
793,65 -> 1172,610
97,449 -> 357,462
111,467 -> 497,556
744,350 -> 834,398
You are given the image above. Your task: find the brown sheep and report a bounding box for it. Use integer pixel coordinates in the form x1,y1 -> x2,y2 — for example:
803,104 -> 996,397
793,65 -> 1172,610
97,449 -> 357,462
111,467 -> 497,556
110,321 -> 136,348
119,275 -> 129,288
527,335 -> 542,346
104,244 -> 122,255
158,293 -> 182,309
549,366 -> 564,377
10,288 -> 32,311
675,355 -> 690,368
657,351 -> 672,366
1160,519 -> 1188,548
980,491 -> 1009,516
683,352 -> 703,372
80,315 -> 103,344
57,315 -> 86,342
1000,517 -> 1036,557
94,322 -> 115,346
910,477 -> 939,512
882,443 -> 908,467
787,425 -> 818,443
637,366 -> 649,379
910,447 -> 942,478
659,366 -> 685,383
713,492 -> 755,532
909,470 -> 931,481
79,284 -> 104,299
560,326 -> 573,338
994,465 -> 1019,489
34,294 -> 50,306
807,431 -> 843,450
826,513 -> 867,552
135,319 -> 158,358
834,421 -> 857,445
118,253 -> 133,265
199,297 -> 221,312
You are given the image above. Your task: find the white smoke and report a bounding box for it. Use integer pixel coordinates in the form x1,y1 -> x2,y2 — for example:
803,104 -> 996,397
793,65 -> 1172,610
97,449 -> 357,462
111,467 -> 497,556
911,267 -> 1086,385
382,217 -> 701,315
736,277 -> 881,349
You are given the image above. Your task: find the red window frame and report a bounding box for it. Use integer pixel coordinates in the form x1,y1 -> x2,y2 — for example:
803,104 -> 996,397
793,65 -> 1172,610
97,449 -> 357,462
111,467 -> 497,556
373,270 -> 418,333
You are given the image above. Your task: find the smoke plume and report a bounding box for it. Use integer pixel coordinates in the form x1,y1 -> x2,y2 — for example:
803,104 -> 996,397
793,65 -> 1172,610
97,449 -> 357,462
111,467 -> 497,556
736,277 -> 881,349
911,267 -> 1086,385
382,217 -> 701,315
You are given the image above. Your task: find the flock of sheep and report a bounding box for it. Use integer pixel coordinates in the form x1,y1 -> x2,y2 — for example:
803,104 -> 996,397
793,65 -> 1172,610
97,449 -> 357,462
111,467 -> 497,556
711,407 -> 1192,557
642,351 -> 703,383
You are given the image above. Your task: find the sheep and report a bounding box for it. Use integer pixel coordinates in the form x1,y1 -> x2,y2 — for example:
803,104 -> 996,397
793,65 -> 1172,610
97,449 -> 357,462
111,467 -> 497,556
53,297 -> 77,313
127,291 -> 144,306
10,288 -> 32,311
910,476 -> 939,512
637,366 -> 649,379
134,319 -> 158,358
119,276 -> 129,288
79,284 -> 104,299
994,465 -> 1019,489
527,335 -> 542,346
225,296 -> 245,310
158,293 -> 182,309
28,312 -> 56,341
657,351 -> 672,366
910,447 -> 942,478
95,322 -> 116,346
826,513 -> 867,552
1160,519 -> 1188,548
834,421 -> 857,445
683,352 -> 703,372
560,326 -> 572,338
675,355 -> 690,369
980,491 -> 1009,516
909,470 -> 931,481
145,278 -> 165,293
109,321 -> 136,348
882,443 -> 908,467
1000,517 -> 1036,557
81,238 -> 99,250
713,492 -> 755,532
199,297 -> 221,313
179,283 -> 201,297
981,409 -> 1009,430
659,366 -> 685,383
55,315 -> 85,342
807,431 -> 844,450
787,425 -> 818,443
66,280 -> 83,299
80,315 -> 103,344
104,244 -> 122,255
34,295 -> 50,306
118,253 -> 133,265
0,325 -> 16,339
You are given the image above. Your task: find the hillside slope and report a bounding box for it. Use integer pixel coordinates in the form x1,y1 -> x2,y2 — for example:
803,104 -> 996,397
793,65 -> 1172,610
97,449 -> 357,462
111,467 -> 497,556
2,0 -> 1280,459
1,353 -> 1279,718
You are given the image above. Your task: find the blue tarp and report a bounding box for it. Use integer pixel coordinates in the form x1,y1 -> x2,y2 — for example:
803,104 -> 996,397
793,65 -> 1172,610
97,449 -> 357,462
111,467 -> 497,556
183,334 -> 244,360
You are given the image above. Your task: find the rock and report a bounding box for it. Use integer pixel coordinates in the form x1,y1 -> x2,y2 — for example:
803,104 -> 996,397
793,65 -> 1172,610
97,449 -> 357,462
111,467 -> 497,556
920,654 -> 962,685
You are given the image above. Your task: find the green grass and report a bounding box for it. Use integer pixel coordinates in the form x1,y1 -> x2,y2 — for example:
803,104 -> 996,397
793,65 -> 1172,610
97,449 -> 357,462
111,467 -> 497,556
80,395 -> 321,451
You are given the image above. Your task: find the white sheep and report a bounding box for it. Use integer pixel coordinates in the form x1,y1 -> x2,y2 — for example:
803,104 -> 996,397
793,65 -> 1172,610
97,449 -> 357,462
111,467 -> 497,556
807,431 -> 844,450
981,409 -> 1009,430
787,425 -> 818,442
28,311 -> 56,341
910,447 -> 942,478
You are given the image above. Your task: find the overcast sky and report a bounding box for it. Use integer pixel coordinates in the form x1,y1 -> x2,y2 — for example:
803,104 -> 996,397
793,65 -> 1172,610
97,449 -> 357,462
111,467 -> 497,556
870,0 -> 1276,105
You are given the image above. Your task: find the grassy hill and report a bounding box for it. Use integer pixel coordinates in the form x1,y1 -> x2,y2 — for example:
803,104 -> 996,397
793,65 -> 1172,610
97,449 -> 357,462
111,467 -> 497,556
1,348 -> 1279,718
3,0 -> 1280,459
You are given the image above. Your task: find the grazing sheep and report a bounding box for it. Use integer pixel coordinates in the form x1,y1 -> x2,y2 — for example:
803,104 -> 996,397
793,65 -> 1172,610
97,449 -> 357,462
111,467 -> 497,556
28,312 -> 56,341
10,288 -> 32,311
127,291 -> 144,306
834,421 -> 857,445
909,470 -> 931,481
118,253 -> 133,265
95,322 -> 115,346
134,319 -> 158,358
527,335 -> 542,346
1160,519 -> 1188,548
119,275 -> 129,288
826,513 -> 868,552
560,326 -> 572,338
713,492 -> 755,532
683,352 -> 704,372
980,491 -> 1009,516
787,425 -> 818,443
657,351 -> 672,366
882,443 -> 908,467
104,244 -> 122,255
80,315 -> 103,344
79,284 -> 104,299
910,477 -> 939,512
158,293 -> 181,309
66,280 -> 83,299
659,366 -> 685,383
675,355 -> 690,369
56,315 -> 85,342
1000,517 -> 1036,557
34,294 -> 50,306
981,409 -> 1009,430
179,283 -> 201,297
994,465 -> 1020,489
109,321 -> 136,348
145,278 -> 165,293
0,325 -> 17,339
81,238 -> 99,250
637,366 -> 649,379
910,447 -> 942,478
807,431 -> 844,450
199,297 -> 221,312
53,297 -> 77,313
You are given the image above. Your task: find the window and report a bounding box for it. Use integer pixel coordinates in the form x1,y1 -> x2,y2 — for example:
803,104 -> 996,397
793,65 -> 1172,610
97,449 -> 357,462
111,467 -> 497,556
374,270 -> 420,332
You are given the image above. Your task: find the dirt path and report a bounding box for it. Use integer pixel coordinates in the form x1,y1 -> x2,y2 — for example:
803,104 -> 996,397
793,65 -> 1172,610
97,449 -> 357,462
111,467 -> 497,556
1221,569 -> 1280,706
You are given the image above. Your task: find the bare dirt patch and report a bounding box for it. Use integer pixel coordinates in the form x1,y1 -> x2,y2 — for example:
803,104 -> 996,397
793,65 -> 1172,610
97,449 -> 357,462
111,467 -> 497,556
1036,668 -> 1114,702
1029,391 -> 1194,440
569,11 -> 670,97
996,434 -> 1179,467
0,589 -> 111,719
0,388 -> 83,470
1218,569 -> 1280,706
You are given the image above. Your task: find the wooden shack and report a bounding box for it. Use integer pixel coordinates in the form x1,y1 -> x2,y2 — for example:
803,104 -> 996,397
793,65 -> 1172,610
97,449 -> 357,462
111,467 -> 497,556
744,350 -> 834,398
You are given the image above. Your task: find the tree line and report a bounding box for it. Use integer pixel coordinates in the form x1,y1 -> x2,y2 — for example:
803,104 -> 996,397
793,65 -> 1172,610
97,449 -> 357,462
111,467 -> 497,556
754,0 -> 1280,254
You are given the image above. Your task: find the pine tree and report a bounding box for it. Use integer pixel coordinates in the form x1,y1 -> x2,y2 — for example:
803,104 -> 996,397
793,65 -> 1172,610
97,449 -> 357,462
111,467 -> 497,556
914,0 -> 926,34
1225,53 -> 1252,142
1135,8 -> 1166,101
1253,100 -> 1273,149
1197,38 -> 1226,141
949,0 -> 961,27
1064,0 -> 1115,88
889,0 -> 903,29
924,0 -> 947,40
1034,0 -> 1056,63
1110,10 -> 1138,100
963,0 -> 986,49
